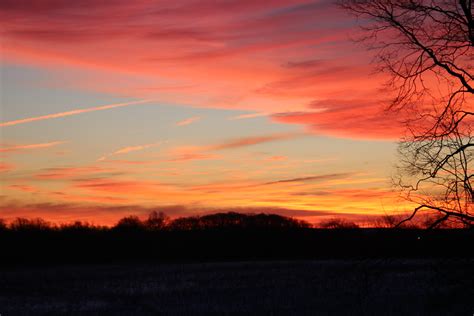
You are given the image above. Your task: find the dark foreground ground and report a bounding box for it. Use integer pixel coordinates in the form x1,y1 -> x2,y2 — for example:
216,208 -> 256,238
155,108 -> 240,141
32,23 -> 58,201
1,259 -> 473,315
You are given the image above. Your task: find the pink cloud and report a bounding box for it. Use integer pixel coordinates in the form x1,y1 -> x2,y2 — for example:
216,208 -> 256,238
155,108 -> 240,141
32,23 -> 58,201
176,116 -> 201,126
228,112 -> 269,120
0,141 -> 66,153
0,0 -> 404,140
272,99 -> 406,140
112,142 -> 163,155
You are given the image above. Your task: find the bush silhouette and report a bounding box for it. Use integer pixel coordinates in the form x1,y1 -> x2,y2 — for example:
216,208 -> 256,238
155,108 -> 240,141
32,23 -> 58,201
60,221 -> 104,232
319,218 -> 359,229
0,218 -> 7,231
9,217 -> 53,231
114,215 -> 145,231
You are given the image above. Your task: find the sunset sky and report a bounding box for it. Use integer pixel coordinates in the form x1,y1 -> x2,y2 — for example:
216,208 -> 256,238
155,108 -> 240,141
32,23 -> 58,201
0,0 -> 414,225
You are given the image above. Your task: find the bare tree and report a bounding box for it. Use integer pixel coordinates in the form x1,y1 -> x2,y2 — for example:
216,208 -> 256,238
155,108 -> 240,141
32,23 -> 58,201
340,0 -> 474,228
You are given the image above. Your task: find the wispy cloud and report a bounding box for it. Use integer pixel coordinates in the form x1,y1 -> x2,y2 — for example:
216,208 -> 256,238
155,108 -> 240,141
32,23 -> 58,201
165,132 -> 303,162
211,132 -> 302,151
0,141 -> 66,153
8,184 -> 38,193
98,141 -> 164,161
271,99 -> 404,139
167,152 -> 221,163
35,166 -> 119,180
228,112 -> 269,120
263,173 -> 355,186
113,142 -> 164,155
176,116 -> 201,126
0,99 -> 153,127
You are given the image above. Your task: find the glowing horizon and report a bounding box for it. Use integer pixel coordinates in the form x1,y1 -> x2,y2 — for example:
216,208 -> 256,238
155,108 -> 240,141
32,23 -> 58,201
1,0 -> 413,225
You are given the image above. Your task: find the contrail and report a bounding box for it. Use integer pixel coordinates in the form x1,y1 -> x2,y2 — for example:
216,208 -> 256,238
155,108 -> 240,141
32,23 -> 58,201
0,141 -> 66,152
0,99 -> 154,127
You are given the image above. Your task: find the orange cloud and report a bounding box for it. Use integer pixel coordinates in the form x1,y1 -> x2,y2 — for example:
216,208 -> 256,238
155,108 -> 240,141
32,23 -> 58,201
2,167 -> 409,225
0,162 -> 14,172
0,201 -> 375,226
263,173 -> 356,186
98,141 -> 164,161
0,99 -> 153,127
0,202 -> 162,225
176,116 -> 201,126
113,142 -> 163,155
167,152 -> 221,163
8,184 -> 38,192
75,178 -> 170,195
265,155 -> 288,162
228,112 -> 269,120
0,141 -> 66,153
35,166 -> 117,180
99,160 -> 158,165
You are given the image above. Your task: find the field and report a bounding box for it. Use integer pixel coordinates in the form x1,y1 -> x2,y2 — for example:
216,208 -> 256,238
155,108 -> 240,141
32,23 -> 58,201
1,259 -> 473,315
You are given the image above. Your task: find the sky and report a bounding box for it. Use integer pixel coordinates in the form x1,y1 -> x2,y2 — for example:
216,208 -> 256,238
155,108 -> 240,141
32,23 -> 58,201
0,0 -> 414,225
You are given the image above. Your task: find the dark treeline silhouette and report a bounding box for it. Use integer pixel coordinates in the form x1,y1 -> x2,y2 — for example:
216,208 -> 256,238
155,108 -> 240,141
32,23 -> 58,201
0,212 -> 311,232
1,212 -> 473,264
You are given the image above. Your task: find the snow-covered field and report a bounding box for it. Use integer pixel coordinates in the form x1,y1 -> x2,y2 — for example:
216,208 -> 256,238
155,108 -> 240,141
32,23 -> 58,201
1,259 -> 473,315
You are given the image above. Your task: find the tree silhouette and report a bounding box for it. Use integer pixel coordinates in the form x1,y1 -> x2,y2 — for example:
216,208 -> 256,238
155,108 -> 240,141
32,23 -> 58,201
114,215 -> 144,231
341,0 -> 474,228
145,211 -> 169,230
167,212 -> 311,230
319,218 -> 359,229
9,217 -> 53,231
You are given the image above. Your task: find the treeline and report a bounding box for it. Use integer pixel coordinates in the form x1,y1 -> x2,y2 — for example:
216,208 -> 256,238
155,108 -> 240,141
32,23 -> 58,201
2,212 -> 473,264
0,212 -> 313,232
0,211 -> 465,232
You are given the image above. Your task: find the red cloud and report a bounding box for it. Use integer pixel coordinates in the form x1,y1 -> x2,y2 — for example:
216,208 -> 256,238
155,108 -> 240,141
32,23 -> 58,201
0,0 -> 404,140
272,99 -> 407,140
